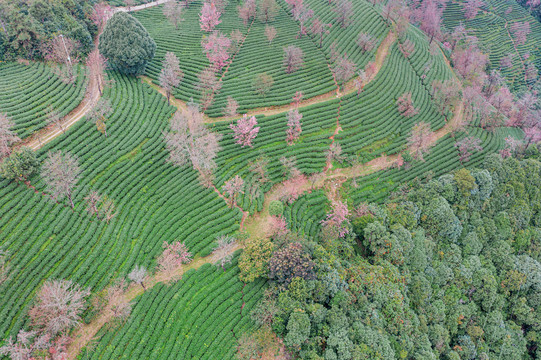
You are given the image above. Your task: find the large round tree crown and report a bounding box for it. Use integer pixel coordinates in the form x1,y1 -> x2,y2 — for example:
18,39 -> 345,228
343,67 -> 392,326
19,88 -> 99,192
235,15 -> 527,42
99,12 -> 156,76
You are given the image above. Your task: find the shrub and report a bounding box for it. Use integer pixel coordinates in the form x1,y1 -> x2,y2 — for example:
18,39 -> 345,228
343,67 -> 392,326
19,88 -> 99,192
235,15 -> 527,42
269,200 -> 284,216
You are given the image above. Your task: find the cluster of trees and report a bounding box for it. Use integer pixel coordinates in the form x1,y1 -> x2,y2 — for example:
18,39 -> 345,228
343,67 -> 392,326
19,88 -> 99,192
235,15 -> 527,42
239,153 -> 541,359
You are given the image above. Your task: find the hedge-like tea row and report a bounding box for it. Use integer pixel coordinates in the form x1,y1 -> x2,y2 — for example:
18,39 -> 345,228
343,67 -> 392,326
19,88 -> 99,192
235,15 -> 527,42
283,189 -> 327,239
205,5 -> 336,117
85,257 -> 266,360
0,62 -> 86,138
347,126 -> 523,205
0,73 -> 241,340
334,44 -> 446,162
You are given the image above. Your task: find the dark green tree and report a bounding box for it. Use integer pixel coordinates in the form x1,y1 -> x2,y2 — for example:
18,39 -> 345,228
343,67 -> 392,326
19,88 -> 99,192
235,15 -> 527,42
99,12 -> 156,76
0,147 -> 38,181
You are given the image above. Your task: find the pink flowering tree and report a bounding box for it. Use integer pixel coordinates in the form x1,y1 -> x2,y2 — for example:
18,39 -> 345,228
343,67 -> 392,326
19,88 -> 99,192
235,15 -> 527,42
454,136 -> 483,163
463,0 -> 485,19
511,21 -> 531,45
224,96 -> 239,117
265,25 -> 277,44
397,93 -> 418,117
238,0 -> 256,25
202,32 -> 231,70
408,121 -> 434,161
333,0 -> 354,28
223,175 -> 245,207
321,200 -> 350,237
286,109 -> 302,145
230,114 -> 260,147
309,18 -> 331,48
283,45 -> 304,73
331,53 -> 356,89
412,0 -> 443,44
200,2 -> 222,32
292,91 -> 303,107
356,33 -> 376,52
157,241 -> 192,273
289,0 -> 314,38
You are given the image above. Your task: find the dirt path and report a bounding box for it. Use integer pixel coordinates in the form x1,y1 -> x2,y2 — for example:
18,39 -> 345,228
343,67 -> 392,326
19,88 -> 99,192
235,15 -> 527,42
114,0 -> 173,13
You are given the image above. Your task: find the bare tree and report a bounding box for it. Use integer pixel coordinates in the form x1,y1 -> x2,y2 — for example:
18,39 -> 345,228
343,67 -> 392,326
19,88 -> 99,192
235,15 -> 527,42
248,155 -> 270,184
157,241 -> 193,274
159,52 -> 184,105
84,190 -> 102,216
356,33 -> 376,52
280,155 -> 301,179
42,36 -> 80,84
124,0 -> 135,10
29,279 -> 90,336
86,48 -> 109,96
0,250 -> 9,285
197,67 -> 222,110
283,45 -> 304,73
265,25 -> 277,44
224,96 -> 239,117
91,2 -> 112,33
99,198 -> 117,224
0,113 -> 20,158
331,53 -> 355,89
326,142 -> 345,163
163,0 -> 184,29
213,235 -> 236,270
41,151 -> 81,208
106,279 -> 132,323
258,0 -> 279,22
407,121 -> 434,161
128,265 -> 148,290
333,0 -> 353,28
46,106 -> 65,134
223,175 -> 245,207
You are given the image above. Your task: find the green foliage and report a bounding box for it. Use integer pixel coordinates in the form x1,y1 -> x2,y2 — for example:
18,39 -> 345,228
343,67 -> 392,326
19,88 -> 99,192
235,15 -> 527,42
239,237 -> 274,282
269,200 -> 284,217
99,12 -> 156,76
284,310 -> 310,349
0,147 -> 38,181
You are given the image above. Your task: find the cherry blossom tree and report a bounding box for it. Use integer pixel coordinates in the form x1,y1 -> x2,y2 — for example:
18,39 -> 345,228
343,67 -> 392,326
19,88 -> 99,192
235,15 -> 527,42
223,175 -> 244,207
356,33 -> 376,52
454,136 -> 483,163
463,0 -> 485,19
106,280 -> 132,322
163,0 -> 184,29
407,121 -> 434,161
321,200 -> 350,237
289,0 -> 314,38
202,32 -> 231,71
91,2 -> 112,33
333,0 -> 354,28
197,67 -> 222,110
500,53 -> 514,69
42,150 -> 81,208
29,279 -> 90,336
510,21 -> 531,45
326,142 -> 345,163
286,109 -> 302,145
292,91 -> 303,107
331,53 -> 356,89
163,109 -> 222,175
200,2 -> 222,32
396,92 -> 418,117
238,0 -> 256,25
0,114 -> 19,158
42,35 -> 79,84
157,241 -> 192,273
283,45 -> 304,73
159,52 -> 183,105
354,69 -> 368,95
230,114 -> 260,147
269,215 -> 290,239
413,0 -> 443,44
280,175 -> 307,204
84,190 -> 101,217
258,0 -> 279,22
253,72 -> 274,96
229,29 -> 244,53
280,155 -> 301,179
451,42 -> 489,86
128,265 -> 148,290
309,18 -> 331,47
249,155 -> 270,184
224,96 -> 239,117
265,25 -> 277,44
432,79 -> 461,115
86,48 -> 109,96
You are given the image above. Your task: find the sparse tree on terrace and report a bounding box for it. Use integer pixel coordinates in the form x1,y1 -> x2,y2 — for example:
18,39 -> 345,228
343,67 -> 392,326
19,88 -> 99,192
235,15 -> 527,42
91,2 -> 112,33
249,155 -> 270,184
332,53 -> 355,89
197,67 -> 222,110
200,2 -> 221,32
292,91 -> 303,107
87,99 -> 113,136
213,235 -> 236,270
0,113 -> 20,158
42,35 -> 79,84
451,42 -> 489,86
258,0 -> 279,23
42,150 -> 81,208
230,29 -> 244,53
407,121 -> 434,161
159,52 -> 183,105
99,197 -> 117,223
397,92 -> 418,117
432,79 -> 461,115
290,0 -> 314,38
238,0 -> 256,25
286,109 -> 302,145
84,190 -> 102,216
202,32 -> 232,70
230,114 -> 260,147
354,69 -> 368,95
265,25 -> 277,44
157,241 -> 192,274
106,279 -> 132,322
333,0 -> 354,28
128,265 -> 148,290
280,155 -> 300,179
356,33 -> 376,52
283,45 -> 304,73
163,109 -> 222,174
223,175 -> 244,208
326,142 -> 345,164
253,72 -> 274,96
463,0 -> 485,19
29,279 -> 90,336
454,136 -> 483,163
224,96 -> 239,117
309,18 -> 331,48
46,105 -> 65,134
510,21 -> 531,45
163,0 -> 184,29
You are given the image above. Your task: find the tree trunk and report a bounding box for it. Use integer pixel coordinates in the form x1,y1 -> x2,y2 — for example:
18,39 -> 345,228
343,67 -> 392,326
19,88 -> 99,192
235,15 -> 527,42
68,193 -> 74,209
